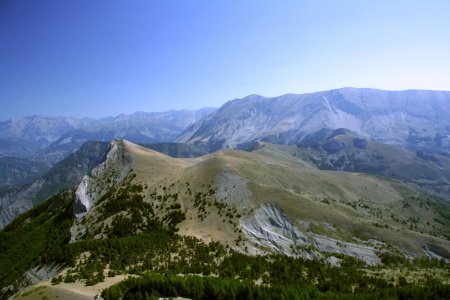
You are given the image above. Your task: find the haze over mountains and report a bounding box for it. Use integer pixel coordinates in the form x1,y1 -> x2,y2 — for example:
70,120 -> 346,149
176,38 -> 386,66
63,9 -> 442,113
177,88 -> 450,153
1,88 -> 450,229
3,88 -> 450,164
0,142 -> 110,228
2,87 -> 450,298
0,108 -> 216,165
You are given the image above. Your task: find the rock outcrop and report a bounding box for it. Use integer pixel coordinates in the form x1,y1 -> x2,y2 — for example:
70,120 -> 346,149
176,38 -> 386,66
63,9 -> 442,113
71,140 -> 132,240
1,263 -> 63,299
0,141 -> 109,229
241,203 -> 381,265
176,88 -> 450,154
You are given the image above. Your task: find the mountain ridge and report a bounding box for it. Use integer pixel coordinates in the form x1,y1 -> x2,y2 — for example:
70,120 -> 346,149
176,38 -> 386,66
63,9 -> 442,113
2,138 -> 450,299
289,128 -> 450,201
70,139 -> 450,261
176,88 -> 450,153
0,108 -> 217,165
0,141 -> 110,229
2,88 -> 450,230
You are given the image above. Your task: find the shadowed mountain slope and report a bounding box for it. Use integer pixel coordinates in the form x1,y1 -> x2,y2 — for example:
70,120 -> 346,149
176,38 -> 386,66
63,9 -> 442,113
0,141 -> 109,229
258,128 -> 450,202
0,108 -> 216,165
0,157 -> 48,189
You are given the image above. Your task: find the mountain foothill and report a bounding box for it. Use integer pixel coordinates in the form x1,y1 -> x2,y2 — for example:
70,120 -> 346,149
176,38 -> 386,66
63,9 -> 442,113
2,88 -> 450,299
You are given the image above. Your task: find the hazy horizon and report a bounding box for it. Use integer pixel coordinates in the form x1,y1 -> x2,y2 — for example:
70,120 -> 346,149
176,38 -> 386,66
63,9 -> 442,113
1,0 -> 449,120
3,86 -> 450,122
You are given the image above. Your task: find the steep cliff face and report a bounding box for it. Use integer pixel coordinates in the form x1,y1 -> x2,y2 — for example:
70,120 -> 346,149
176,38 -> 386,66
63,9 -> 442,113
71,140 -> 132,241
176,88 -> 450,153
73,141 -> 131,218
0,142 -> 109,229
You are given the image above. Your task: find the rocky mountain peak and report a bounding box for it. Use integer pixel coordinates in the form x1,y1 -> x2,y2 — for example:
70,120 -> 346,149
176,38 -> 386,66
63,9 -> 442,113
176,88 -> 450,153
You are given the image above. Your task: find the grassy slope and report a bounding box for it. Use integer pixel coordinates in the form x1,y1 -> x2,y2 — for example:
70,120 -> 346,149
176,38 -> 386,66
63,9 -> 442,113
3,140 -> 450,299
294,133 -> 450,201
257,144 -> 450,252
82,141 -> 450,258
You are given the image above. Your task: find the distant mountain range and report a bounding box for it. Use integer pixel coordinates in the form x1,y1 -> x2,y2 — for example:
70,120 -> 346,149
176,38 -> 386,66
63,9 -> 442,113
0,116 -> 90,157
176,88 -> 450,153
176,88 -> 450,202
0,108 -> 216,165
2,88 -> 450,298
0,141 -> 110,228
0,140 -> 212,229
1,88 -> 450,229
4,88 -> 450,166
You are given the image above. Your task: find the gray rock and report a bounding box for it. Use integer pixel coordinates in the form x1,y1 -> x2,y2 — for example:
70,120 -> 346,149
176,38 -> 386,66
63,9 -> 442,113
1,263 -> 63,298
71,140 -> 132,241
0,141 -> 109,229
241,202 -> 381,265
176,88 -> 450,154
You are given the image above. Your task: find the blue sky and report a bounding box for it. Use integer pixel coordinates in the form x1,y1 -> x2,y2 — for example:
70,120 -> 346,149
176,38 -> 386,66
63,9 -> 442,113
0,0 -> 449,120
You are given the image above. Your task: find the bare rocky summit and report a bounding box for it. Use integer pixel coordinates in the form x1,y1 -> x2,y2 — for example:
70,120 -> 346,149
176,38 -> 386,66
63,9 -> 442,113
177,88 -> 450,153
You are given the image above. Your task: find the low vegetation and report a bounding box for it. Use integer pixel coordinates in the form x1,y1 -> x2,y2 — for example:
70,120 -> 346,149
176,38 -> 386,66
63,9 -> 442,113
2,180 -> 449,299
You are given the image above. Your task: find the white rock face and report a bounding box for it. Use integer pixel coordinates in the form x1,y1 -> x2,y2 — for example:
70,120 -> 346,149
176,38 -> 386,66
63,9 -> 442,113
73,142 -> 130,217
0,141 -> 109,229
73,176 -> 91,218
176,88 -> 450,153
312,234 -> 381,266
241,203 -> 310,255
422,245 -> 450,263
241,203 -> 381,265
71,140 -> 132,240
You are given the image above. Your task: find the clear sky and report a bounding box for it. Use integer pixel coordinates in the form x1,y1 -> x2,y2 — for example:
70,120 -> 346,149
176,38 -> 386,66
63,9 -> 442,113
1,0 -> 449,120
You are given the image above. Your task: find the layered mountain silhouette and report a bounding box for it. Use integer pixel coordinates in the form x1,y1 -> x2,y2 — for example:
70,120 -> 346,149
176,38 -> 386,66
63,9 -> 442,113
0,108 -> 216,165
2,88 -> 450,299
2,88 -> 450,228
177,88 -> 450,153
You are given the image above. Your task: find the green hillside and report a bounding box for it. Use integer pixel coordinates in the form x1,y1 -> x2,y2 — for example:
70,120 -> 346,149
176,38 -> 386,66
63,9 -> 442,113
2,140 -> 450,299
